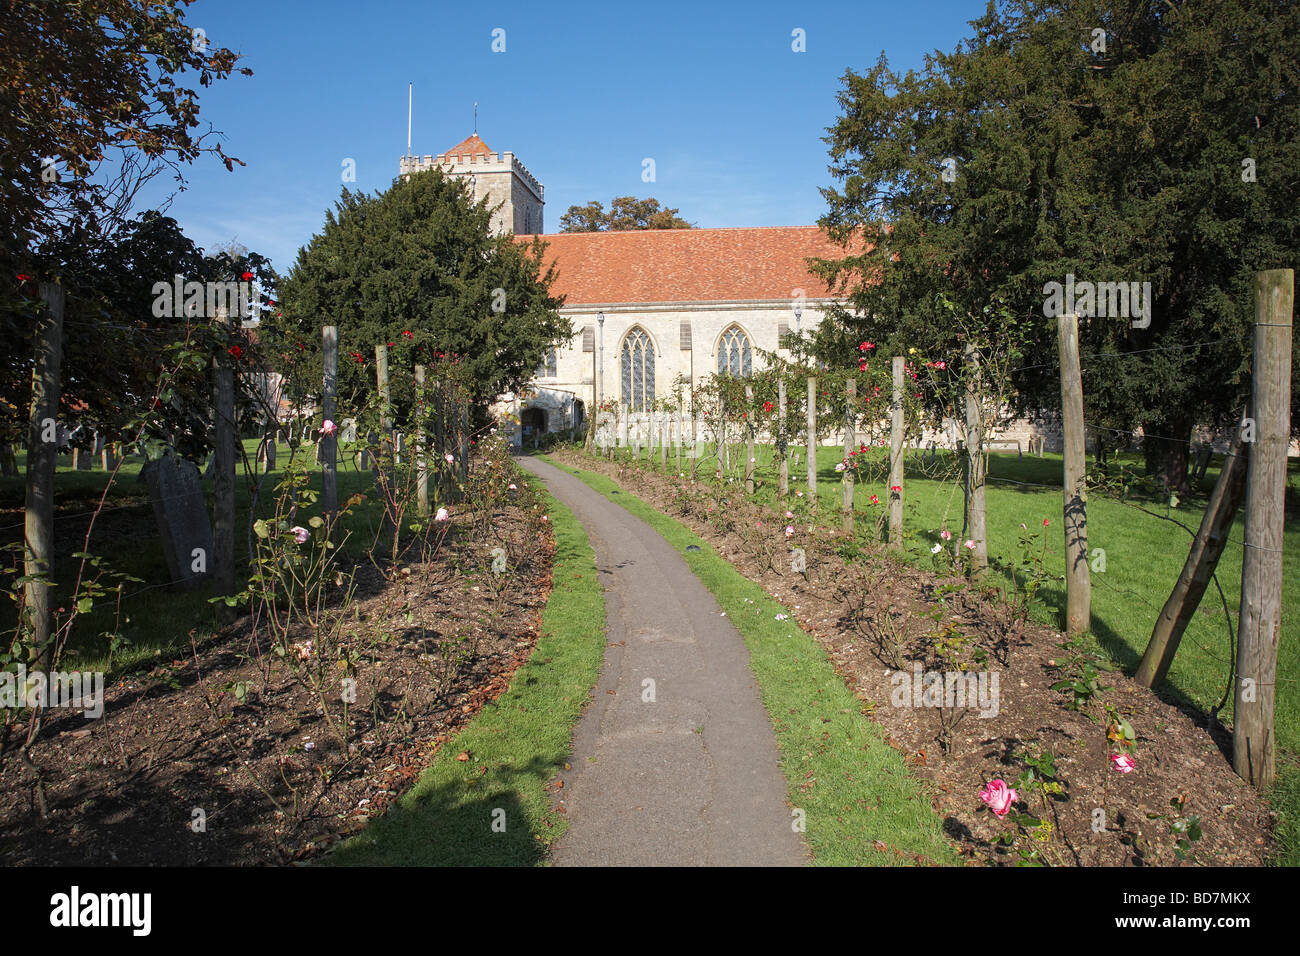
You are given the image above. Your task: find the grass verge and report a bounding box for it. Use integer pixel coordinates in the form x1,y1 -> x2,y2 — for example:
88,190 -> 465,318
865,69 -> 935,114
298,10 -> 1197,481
542,454 -> 959,866
326,479 -> 605,865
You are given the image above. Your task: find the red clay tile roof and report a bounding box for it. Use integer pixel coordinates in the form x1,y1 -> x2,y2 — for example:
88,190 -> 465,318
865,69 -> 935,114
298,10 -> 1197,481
515,226 -> 850,305
444,133 -> 493,158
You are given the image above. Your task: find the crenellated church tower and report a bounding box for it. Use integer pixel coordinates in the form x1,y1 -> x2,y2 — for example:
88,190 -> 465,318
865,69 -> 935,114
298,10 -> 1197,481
399,134 -> 544,237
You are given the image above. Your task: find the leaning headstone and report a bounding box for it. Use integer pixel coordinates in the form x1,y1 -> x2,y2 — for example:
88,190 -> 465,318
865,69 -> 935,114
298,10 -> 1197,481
259,435 -> 277,472
138,454 -> 215,589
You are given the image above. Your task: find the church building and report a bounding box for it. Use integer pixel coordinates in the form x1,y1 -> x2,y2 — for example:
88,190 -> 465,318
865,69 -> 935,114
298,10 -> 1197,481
399,135 -> 843,442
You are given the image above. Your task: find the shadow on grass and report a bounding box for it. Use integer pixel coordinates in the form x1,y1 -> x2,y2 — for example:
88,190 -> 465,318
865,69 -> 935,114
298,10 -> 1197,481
326,754 -> 562,866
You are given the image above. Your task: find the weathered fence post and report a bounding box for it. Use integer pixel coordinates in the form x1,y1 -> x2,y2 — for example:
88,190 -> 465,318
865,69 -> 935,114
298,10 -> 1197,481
1137,418 -> 1248,688
777,376 -> 789,496
212,310 -> 236,607
1234,268 -> 1293,788
964,343 -> 988,572
25,283 -> 64,670
889,356 -> 904,548
321,326 -> 338,515
1057,314 -> 1091,635
375,343 -> 395,552
660,410 -> 668,470
842,377 -> 855,533
806,376 -> 817,502
415,364 -> 429,517
744,385 -> 756,495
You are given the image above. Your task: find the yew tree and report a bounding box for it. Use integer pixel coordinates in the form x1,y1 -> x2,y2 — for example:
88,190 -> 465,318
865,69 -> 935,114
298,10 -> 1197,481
274,168 -> 569,417
813,0 -> 1299,492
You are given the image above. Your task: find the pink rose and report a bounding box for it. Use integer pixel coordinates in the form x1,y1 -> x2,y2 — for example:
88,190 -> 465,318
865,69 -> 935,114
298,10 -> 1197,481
940,529 -> 952,541
290,525 -> 310,544
435,507 -> 449,522
321,419 -> 337,437
785,526 -> 795,537
980,779 -> 1018,818
964,539 -> 976,550
1110,754 -> 1136,774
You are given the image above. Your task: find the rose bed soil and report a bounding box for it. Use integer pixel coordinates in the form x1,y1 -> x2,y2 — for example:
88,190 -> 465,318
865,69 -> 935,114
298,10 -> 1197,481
0,498 -> 553,866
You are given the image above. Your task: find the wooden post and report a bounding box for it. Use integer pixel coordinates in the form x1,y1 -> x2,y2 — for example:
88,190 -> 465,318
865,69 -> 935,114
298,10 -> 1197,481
1057,314 -> 1091,636
213,311 -> 236,605
842,378 -> 855,533
676,401 -> 683,474
321,326 -> 338,515
964,343 -> 988,571
415,364 -> 429,517
889,356 -> 904,548
1136,420 -> 1248,687
375,343 -> 395,552
777,376 -> 789,496
806,376 -> 817,502
744,385 -> 756,494
660,411 -> 668,469
25,283 -> 64,671
458,400 -> 469,488
1233,268 -> 1293,788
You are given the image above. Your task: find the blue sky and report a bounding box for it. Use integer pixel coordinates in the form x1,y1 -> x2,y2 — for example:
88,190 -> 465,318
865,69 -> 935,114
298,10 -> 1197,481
139,0 -> 989,273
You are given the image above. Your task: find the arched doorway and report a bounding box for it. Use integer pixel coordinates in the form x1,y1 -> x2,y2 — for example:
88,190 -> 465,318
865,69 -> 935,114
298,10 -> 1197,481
572,400 -> 585,432
521,406 -> 547,444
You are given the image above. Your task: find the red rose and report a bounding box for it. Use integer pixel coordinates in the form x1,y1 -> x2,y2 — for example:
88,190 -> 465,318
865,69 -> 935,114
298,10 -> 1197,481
228,345 -> 242,360
241,271 -> 254,281
402,330 -> 413,338
16,273 -> 32,282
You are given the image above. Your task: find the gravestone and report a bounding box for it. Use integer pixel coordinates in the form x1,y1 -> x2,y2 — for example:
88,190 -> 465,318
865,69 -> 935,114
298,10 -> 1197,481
340,418 -> 357,443
259,434 -> 276,472
139,453 -> 215,589
74,444 -> 93,470
0,443 -> 16,477
100,440 -> 118,471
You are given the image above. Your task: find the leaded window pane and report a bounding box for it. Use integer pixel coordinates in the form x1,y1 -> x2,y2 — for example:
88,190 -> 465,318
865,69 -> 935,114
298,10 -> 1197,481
718,326 -> 753,378
621,328 -> 654,411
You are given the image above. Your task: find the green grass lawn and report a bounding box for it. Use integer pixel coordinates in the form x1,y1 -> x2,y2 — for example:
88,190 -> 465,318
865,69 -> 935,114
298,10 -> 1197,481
0,440 -> 420,674
327,479 -> 606,865
544,453 -> 960,865
606,439 -> 1300,863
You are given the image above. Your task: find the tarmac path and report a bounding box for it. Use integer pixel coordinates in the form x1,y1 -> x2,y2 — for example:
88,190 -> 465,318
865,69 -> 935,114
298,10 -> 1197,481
515,454 -> 807,866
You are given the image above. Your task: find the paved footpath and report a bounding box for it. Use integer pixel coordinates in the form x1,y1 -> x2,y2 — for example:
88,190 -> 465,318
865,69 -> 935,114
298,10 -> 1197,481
516,455 -> 807,866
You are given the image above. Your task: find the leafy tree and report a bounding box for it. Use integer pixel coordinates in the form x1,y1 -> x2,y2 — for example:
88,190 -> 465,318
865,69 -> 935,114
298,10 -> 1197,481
560,196 -> 693,232
0,211 -> 278,462
813,0 -> 1299,492
1,0 -> 250,272
273,168 -> 569,417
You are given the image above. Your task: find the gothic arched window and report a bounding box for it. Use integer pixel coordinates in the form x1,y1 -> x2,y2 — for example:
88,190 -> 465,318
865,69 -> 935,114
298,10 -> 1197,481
717,325 -> 753,377
620,327 -> 655,411
535,348 -> 557,378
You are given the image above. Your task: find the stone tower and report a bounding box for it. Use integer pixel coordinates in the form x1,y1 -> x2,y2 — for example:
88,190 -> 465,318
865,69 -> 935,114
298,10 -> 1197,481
399,134 -> 544,237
